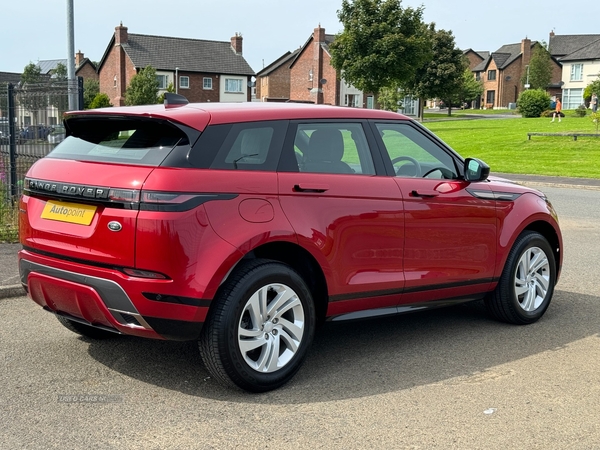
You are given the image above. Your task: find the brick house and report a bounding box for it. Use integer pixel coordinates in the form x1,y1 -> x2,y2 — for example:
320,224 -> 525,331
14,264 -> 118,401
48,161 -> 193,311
255,49 -> 300,102
549,32 -> 600,109
97,24 -> 255,106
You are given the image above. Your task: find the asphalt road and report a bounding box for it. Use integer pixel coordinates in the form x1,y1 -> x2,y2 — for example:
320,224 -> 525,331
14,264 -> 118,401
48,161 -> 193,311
1,183 -> 599,449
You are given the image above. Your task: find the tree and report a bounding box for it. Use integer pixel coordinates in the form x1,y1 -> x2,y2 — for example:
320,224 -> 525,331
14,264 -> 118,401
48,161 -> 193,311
125,66 -> 159,106
48,62 -> 68,117
584,77 -> 600,104
19,63 -> 47,123
157,82 -> 175,104
83,79 -> 100,109
521,43 -> 553,90
407,27 -> 466,118
455,68 -> 484,108
330,0 -> 432,94
377,85 -> 403,111
88,93 -> 112,109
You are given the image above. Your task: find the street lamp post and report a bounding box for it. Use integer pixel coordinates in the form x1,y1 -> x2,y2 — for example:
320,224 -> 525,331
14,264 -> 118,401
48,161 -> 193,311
175,67 -> 179,94
524,65 -> 530,90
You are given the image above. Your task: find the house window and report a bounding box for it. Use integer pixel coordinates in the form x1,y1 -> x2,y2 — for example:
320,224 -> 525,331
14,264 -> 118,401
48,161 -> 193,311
113,75 -> 117,88
308,69 -> 313,81
562,88 -> 584,109
487,70 -> 497,81
156,74 -> 167,89
486,90 -> 495,107
179,76 -> 189,89
345,94 -> 359,108
475,72 -> 481,81
570,64 -> 583,82
203,78 -> 213,90
225,78 -> 243,93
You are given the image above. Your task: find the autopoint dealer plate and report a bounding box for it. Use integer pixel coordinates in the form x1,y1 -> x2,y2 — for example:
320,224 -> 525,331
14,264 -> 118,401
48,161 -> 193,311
41,200 -> 97,225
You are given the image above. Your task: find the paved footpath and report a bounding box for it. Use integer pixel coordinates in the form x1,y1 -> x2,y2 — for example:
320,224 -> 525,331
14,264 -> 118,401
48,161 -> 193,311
2,173 -> 600,300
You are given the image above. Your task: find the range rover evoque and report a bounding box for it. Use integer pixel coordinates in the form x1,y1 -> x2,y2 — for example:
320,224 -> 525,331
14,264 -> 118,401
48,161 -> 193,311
19,94 -> 563,392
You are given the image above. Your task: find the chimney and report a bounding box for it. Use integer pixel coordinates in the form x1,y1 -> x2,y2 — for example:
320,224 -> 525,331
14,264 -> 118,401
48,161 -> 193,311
314,24 -> 325,43
521,38 -> 532,66
75,50 -> 84,67
115,22 -> 128,46
231,33 -> 243,55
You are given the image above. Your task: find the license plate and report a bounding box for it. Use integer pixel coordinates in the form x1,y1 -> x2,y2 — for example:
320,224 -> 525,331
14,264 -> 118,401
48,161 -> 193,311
41,200 -> 97,225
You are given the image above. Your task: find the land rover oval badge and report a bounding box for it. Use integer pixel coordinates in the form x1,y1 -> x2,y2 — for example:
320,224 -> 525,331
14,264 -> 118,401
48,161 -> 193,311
108,221 -> 122,232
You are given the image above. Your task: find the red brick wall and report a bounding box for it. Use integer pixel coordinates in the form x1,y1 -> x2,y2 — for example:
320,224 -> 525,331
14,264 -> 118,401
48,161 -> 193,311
76,62 -> 98,82
290,40 -> 317,103
176,73 -> 219,102
257,64 -> 292,100
464,50 -> 484,71
99,42 -> 136,106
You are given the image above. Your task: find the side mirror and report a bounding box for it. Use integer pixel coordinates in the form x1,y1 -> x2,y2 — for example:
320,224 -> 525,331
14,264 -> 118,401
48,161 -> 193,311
464,158 -> 490,182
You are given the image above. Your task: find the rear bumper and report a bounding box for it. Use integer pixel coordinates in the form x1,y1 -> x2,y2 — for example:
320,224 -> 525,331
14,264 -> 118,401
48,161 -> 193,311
19,250 -> 207,341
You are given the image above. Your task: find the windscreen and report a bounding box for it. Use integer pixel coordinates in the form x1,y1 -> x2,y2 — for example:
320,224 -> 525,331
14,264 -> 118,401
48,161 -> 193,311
48,116 -> 190,166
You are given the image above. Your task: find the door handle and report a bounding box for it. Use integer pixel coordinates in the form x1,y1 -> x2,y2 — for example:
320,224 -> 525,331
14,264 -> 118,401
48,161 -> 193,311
293,184 -> 329,193
410,189 -> 439,198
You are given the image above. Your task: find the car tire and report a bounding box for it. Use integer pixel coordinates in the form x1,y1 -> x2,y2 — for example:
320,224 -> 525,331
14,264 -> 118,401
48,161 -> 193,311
199,259 -> 316,392
56,316 -> 118,339
485,231 -> 556,325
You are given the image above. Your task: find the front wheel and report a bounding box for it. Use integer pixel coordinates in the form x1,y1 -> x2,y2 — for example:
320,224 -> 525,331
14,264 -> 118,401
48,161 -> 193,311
485,231 -> 556,324
199,259 -> 316,392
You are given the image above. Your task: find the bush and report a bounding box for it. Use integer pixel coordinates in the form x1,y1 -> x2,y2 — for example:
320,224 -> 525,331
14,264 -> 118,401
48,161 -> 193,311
517,89 -> 551,118
575,105 -> 588,117
89,93 -> 112,109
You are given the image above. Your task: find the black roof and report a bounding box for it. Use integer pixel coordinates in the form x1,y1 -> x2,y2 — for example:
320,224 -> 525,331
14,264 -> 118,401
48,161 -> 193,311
257,49 -> 300,77
0,71 -> 22,84
99,32 -> 255,76
549,34 -> 600,58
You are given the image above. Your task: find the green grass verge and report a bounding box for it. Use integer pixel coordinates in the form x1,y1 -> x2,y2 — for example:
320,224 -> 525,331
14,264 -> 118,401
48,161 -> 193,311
424,116 -> 600,178
0,201 -> 19,243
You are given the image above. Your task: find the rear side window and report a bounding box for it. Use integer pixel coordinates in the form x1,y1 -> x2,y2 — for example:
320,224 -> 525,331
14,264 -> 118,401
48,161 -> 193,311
48,117 -> 190,166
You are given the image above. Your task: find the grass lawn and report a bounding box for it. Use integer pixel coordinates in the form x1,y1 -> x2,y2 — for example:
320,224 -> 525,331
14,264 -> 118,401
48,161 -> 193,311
424,108 -> 517,118
424,115 -> 600,178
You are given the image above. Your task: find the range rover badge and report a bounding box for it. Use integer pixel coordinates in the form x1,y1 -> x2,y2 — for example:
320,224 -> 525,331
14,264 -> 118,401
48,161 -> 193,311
108,221 -> 122,232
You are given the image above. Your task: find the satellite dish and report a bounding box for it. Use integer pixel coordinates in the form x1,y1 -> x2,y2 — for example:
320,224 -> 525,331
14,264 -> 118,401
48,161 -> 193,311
320,78 -> 327,85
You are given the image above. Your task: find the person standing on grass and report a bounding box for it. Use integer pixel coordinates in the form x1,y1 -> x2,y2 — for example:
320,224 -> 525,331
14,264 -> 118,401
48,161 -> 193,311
591,93 -> 598,113
552,98 -> 562,122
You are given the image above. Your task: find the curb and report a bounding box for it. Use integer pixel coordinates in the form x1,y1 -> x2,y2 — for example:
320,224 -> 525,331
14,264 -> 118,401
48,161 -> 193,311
0,284 -> 25,300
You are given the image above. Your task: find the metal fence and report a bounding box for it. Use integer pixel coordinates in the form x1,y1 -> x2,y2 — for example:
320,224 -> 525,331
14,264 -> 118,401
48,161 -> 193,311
0,79 -> 83,207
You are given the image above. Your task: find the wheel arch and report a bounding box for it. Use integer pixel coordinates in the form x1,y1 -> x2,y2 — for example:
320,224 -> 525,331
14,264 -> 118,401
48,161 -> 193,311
522,220 -> 562,280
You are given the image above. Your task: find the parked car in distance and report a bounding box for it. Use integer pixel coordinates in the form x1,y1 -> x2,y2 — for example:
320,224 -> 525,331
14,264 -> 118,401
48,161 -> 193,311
0,119 -> 10,144
47,125 -> 66,144
19,95 -> 563,392
19,124 -> 49,142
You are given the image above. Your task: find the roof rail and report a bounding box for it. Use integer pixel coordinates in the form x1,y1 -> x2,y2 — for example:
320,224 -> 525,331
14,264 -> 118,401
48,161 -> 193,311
164,93 -> 189,108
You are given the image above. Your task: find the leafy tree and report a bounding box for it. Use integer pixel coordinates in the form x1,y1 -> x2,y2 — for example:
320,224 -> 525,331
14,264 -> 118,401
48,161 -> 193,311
48,62 -> 68,116
125,66 -> 159,106
517,88 -> 550,118
584,77 -> 600,103
88,93 -> 112,109
330,0 -> 432,95
83,79 -> 100,109
378,85 -> 403,111
408,27 -> 466,118
521,43 -> 553,90
157,82 -> 175,104
19,63 -> 47,122
455,68 -> 484,108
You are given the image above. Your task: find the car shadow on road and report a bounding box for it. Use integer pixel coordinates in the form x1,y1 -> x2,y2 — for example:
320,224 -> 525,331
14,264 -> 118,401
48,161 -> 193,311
85,289 -> 598,404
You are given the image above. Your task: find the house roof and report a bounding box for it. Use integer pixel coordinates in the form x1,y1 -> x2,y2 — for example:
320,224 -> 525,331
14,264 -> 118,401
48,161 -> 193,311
472,42 -> 536,72
0,71 -> 21,84
557,36 -> 600,61
99,33 -> 255,76
549,34 -> 600,58
257,48 -> 300,77
38,59 -> 67,74
289,33 -> 336,69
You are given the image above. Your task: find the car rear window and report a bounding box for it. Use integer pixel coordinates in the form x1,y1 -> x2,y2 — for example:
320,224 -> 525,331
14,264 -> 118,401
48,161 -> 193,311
47,117 -> 190,166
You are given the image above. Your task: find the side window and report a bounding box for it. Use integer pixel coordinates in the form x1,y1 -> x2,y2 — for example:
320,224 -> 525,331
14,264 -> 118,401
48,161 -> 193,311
375,122 -> 458,179
208,121 -> 286,171
294,123 -> 375,175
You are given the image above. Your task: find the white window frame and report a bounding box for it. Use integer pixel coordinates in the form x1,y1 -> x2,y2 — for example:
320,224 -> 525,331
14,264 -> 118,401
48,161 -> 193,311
225,78 -> 243,93
570,64 -> 583,82
203,77 -> 213,90
156,74 -> 167,90
179,76 -> 189,89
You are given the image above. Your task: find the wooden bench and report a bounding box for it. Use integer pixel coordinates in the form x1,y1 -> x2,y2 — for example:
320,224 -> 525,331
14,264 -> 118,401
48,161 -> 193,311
527,132 -> 600,141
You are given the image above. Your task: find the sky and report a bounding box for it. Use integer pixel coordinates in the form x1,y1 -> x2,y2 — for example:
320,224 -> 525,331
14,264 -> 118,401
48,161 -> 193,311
2,0 -> 600,76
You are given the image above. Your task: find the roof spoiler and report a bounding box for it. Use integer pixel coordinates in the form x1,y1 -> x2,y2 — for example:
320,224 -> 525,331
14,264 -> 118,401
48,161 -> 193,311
164,93 -> 189,108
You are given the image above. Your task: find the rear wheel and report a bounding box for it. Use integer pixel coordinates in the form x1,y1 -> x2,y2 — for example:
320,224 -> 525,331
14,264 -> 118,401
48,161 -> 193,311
56,316 -> 118,339
199,259 -> 315,392
485,231 -> 556,324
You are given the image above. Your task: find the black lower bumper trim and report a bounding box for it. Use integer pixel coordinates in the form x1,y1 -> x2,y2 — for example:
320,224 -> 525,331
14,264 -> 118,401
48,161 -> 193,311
143,317 -> 203,341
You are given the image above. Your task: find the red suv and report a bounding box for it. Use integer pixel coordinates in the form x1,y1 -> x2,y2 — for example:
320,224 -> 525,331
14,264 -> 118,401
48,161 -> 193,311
19,95 -> 563,392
